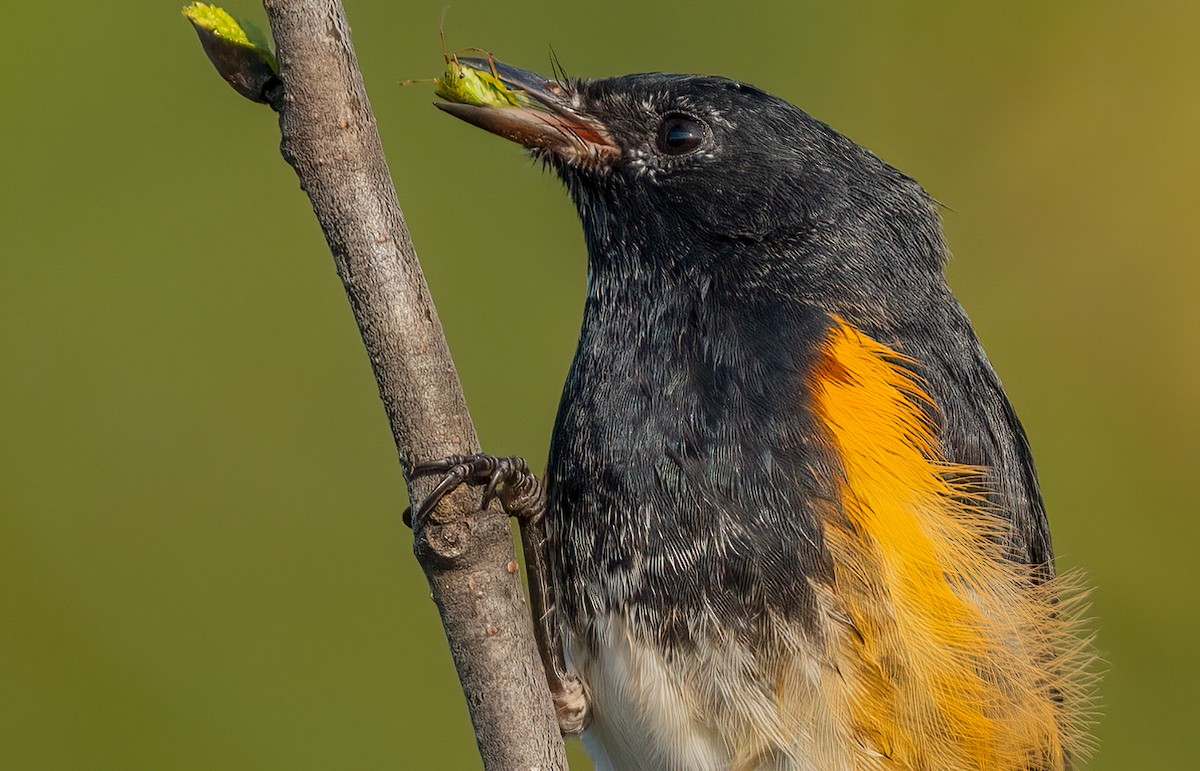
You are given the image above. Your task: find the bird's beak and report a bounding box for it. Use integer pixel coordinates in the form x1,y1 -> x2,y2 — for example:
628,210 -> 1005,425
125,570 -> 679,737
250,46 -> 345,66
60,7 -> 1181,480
435,57 -> 620,166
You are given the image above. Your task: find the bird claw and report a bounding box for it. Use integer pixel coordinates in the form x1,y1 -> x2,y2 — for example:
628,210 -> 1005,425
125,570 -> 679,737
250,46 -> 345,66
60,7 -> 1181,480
405,452 -> 545,526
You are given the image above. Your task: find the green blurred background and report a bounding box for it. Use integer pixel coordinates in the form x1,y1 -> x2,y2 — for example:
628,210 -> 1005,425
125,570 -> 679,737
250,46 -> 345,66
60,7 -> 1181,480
2,1 -> 1196,768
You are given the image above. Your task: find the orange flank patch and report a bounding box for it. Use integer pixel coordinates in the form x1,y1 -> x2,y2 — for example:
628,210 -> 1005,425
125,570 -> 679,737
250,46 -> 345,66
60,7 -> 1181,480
806,320 -> 1092,770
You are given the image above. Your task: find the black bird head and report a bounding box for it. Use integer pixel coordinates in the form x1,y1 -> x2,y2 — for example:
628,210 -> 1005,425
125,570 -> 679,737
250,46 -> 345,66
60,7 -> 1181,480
438,57 -> 951,329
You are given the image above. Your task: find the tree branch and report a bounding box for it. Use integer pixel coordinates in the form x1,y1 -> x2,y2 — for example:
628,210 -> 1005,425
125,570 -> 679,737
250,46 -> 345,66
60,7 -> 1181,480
188,1 -> 568,767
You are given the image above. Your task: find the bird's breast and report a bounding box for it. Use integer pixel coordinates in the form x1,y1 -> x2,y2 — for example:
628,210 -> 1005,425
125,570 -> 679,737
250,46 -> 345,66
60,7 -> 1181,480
547,292 -> 833,647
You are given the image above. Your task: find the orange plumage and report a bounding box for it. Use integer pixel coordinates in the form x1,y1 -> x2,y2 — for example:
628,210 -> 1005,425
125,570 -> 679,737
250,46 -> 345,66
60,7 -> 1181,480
806,320 -> 1093,769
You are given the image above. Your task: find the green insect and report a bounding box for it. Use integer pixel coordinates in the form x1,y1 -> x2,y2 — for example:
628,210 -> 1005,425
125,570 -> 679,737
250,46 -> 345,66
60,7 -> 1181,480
433,51 -> 529,108
403,13 -> 528,109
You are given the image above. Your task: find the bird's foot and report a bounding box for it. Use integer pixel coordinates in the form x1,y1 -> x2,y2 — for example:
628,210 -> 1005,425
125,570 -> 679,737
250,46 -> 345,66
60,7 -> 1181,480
404,453 -> 545,526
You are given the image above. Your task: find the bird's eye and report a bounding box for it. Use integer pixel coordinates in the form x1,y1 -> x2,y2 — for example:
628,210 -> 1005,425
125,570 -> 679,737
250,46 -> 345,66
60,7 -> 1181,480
656,114 -> 705,155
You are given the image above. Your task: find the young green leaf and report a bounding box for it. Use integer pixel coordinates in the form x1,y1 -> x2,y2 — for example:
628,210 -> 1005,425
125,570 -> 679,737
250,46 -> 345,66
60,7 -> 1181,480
183,3 -> 279,104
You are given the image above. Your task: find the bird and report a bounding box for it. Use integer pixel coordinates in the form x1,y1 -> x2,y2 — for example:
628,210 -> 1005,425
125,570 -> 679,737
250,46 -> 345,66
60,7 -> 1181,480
412,56 -> 1093,771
